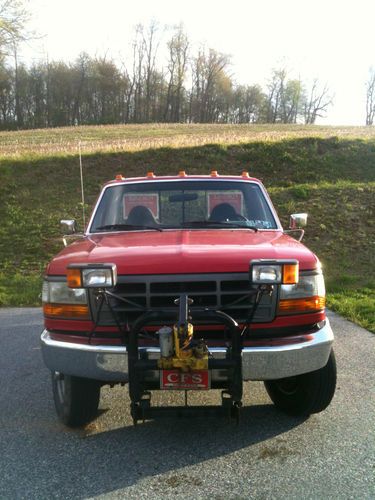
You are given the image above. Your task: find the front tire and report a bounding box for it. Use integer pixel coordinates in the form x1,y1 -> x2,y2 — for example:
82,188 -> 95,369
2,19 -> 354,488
264,350 -> 336,416
52,372 -> 101,427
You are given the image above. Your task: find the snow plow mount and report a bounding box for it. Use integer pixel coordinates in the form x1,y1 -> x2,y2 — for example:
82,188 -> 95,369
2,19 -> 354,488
126,293 -> 245,425
90,284 -> 267,425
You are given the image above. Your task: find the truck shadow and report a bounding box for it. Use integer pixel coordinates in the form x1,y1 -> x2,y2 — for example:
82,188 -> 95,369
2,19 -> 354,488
54,404 -> 307,498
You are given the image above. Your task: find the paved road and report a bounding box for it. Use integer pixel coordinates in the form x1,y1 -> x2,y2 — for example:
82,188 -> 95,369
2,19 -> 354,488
0,308 -> 374,499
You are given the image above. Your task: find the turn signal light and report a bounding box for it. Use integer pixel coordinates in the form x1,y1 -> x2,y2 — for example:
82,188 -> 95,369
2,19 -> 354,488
278,296 -> 326,315
67,268 -> 82,288
283,263 -> 299,284
43,303 -> 90,319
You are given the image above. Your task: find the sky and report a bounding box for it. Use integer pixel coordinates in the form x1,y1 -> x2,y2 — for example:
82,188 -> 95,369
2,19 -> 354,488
22,0 -> 375,125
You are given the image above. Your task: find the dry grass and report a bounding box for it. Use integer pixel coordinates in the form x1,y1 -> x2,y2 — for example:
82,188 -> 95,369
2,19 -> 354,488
2,123 -> 375,159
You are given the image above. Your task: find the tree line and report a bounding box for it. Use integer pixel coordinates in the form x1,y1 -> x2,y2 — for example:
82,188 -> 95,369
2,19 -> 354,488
0,4 -> 333,129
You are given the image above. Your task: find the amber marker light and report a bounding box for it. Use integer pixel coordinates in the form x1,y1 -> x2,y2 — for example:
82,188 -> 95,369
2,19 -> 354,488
67,268 -> 82,288
283,262 -> 299,284
278,296 -> 326,315
43,303 -> 90,319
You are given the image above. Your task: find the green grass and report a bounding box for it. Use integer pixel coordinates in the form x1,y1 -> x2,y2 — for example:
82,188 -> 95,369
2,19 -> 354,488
0,124 -> 374,332
327,288 -> 375,333
0,272 -> 42,307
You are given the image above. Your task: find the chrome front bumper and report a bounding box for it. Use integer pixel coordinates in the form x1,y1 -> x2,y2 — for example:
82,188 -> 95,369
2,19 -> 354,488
40,319 -> 334,382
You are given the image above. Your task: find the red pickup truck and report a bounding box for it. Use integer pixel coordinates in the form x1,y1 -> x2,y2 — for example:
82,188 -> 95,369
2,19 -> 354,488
41,172 -> 336,426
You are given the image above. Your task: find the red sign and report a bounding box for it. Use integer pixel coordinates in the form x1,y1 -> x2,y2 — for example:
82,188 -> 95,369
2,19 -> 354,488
123,194 -> 159,219
207,191 -> 244,217
160,370 -> 210,390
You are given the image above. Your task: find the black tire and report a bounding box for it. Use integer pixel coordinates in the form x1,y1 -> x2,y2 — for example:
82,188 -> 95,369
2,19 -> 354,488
51,372 -> 101,427
264,350 -> 336,416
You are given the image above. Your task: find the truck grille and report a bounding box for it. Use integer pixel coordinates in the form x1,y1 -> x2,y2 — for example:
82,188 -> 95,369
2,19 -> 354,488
88,273 -> 277,326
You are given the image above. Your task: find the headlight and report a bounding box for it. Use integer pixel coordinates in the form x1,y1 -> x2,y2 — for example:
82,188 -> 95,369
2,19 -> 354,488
250,260 -> 299,285
42,281 -> 87,304
42,280 -> 89,319
278,272 -> 326,315
280,273 -> 325,299
67,263 -> 117,289
252,264 -> 282,283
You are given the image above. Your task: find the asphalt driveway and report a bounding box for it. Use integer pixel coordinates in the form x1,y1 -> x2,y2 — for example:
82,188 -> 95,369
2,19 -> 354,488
0,308 -> 374,499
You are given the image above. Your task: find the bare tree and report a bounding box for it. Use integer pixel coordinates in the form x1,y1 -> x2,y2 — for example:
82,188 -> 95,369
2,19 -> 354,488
366,68 -> 375,125
120,41 -> 138,123
265,69 -> 303,124
0,0 -> 30,58
266,68 -> 287,123
165,24 -> 189,122
11,40 -> 22,126
132,25 -> 145,123
0,60 -> 13,123
280,79 -> 303,123
190,48 -> 231,122
141,20 -> 162,122
0,22 -> 340,129
0,1 -> 39,128
232,84 -> 265,123
71,53 -> 90,125
303,79 -> 332,124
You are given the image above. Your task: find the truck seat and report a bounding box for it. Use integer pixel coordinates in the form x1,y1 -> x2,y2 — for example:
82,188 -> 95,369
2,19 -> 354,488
126,206 -> 157,226
209,203 -> 237,221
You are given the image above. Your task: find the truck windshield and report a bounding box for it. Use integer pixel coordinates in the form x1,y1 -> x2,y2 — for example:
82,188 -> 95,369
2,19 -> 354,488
90,180 -> 278,232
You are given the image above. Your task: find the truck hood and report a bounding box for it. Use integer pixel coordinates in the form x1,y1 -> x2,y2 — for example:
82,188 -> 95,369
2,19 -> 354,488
47,230 -> 319,275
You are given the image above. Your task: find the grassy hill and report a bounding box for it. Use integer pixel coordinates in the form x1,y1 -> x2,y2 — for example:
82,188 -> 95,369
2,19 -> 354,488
0,124 -> 374,332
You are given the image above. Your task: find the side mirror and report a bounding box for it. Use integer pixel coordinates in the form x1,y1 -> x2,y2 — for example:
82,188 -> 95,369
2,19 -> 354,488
289,213 -> 308,229
60,219 -> 77,234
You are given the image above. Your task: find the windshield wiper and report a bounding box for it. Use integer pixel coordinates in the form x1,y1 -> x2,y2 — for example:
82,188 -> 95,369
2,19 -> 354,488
181,220 -> 258,231
95,223 -> 163,232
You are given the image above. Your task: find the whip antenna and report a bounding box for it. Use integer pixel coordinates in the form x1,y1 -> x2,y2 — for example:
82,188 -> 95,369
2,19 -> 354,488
78,141 -> 86,229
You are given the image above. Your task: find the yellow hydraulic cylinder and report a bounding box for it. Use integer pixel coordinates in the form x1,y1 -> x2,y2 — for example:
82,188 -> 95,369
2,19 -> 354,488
157,323 -> 208,371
